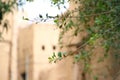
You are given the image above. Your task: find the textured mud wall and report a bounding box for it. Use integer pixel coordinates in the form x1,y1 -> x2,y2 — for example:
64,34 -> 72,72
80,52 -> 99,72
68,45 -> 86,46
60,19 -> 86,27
65,0 -> 120,80
18,23 -> 76,80
33,23 -> 74,80
18,26 -> 33,80
0,9 -> 13,80
0,43 -> 11,80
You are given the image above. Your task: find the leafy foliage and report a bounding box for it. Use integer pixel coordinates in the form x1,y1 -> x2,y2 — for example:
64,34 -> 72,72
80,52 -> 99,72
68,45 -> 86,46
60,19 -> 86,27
0,0 -> 16,23
49,0 -> 120,79
50,0 -> 120,62
0,0 -> 33,40
0,0 -> 16,40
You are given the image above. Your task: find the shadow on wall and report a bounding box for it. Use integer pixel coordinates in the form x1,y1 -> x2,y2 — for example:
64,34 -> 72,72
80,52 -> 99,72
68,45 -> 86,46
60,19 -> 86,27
38,69 -> 51,80
38,66 -> 68,80
21,72 -> 26,80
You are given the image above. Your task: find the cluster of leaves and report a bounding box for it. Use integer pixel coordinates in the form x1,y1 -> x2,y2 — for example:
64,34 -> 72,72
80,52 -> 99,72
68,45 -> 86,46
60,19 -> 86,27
23,13 -> 59,23
51,0 -> 65,5
0,0 -> 16,40
0,0 -> 16,23
0,0 -> 33,40
49,0 -> 120,79
0,0 -> 34,23
48,52 -> 68,63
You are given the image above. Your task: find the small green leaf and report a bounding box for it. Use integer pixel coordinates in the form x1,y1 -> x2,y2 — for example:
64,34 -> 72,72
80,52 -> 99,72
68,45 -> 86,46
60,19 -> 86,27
93,76 -> 98,80
74,54 -> 80,62
53,52 -> 56,57
46,13 -> 48,18
54,19 -> 58,24
39,14 -> 43,18
23,16 -> 29,20
93,75 -> 98,80
58,52 -> 62,57
97,57 -> 104,63
48,57 -> 53,63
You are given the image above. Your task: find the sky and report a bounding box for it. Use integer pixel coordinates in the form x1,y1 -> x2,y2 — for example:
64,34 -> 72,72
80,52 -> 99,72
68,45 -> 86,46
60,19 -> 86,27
19,0 -> 69,22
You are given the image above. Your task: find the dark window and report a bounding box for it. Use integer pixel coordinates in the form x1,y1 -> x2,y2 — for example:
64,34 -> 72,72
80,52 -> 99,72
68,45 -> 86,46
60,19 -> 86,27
53,45 -> 56,50
42,45 -> 45,50
21,72 -> 26,80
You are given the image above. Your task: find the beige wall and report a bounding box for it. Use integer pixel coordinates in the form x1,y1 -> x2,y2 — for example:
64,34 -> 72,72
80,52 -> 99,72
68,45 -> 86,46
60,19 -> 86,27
0,43 -> 11,80
11,10 -> 30,80
17,23 -> 76,80
0,9 -> 14,80
17,25 -> 33,80
0,7 -> 29,80
33,23 -> 60,80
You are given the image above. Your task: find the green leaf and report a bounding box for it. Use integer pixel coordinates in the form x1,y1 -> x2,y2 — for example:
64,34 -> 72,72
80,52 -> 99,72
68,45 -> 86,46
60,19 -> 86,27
23,16 -> 29,20
58,52 -> 62,57
53,52 -> 56,57
74,54 -> 81,62
39,14 -> 43,18
97,57 -> 104,63
95,17 -> 102,25
54,19 -> 58,24
48,57 -> 53,63
93,75 -> 98,80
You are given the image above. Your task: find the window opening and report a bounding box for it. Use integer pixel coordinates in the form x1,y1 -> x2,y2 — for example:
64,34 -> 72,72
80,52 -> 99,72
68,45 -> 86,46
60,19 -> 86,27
42,45 -> 45,50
